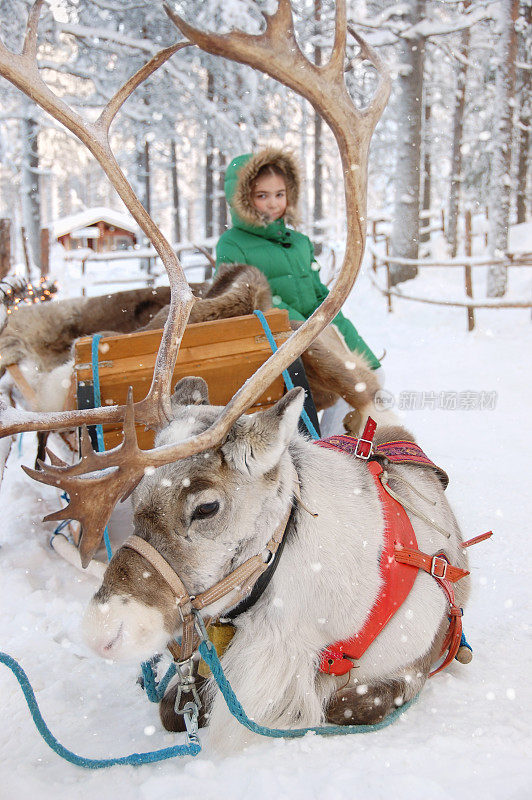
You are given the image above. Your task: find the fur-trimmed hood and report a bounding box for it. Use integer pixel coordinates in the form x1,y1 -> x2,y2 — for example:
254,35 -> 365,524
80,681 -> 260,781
224,148 -> 301,229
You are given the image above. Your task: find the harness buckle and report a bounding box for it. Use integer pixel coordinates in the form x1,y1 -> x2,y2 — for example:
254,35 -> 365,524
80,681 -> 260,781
354,438 -> 374,460
174,659 -> 202,715
181,701 -> 200,746
431,555 -> 448,579
177,599 -> 194,625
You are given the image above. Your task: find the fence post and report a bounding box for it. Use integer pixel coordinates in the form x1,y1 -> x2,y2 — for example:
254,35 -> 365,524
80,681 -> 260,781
441,208 -> 445,236
40,227 -> 50,277
371,219 -> 378,271
20,226 -> 32,280
0,219 -> 11,279
464,210 -> 475,331
385,236 -> 392,313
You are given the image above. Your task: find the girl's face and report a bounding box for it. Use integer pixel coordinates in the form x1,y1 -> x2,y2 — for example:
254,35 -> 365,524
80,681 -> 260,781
251,173 -> 287,221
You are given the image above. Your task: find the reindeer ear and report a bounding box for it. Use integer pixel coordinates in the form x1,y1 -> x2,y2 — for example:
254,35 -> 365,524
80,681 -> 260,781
171,376 -> 210,409
221,387 -> 304,476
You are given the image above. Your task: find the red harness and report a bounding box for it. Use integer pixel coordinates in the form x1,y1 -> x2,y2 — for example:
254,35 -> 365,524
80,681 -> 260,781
316,419 -> 491,677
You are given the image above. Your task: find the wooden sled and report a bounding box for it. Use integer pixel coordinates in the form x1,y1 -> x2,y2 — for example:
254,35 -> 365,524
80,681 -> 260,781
72,308 -> 319,450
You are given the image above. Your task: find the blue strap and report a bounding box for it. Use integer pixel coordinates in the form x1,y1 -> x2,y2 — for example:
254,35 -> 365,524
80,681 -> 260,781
0,652 -> 200,768
199,639 -> 416,738
253,310 -> 319,440
91,334 -> 113,561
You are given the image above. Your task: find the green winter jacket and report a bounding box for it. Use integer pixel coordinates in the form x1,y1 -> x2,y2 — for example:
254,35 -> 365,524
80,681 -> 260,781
215,151 -> 380,369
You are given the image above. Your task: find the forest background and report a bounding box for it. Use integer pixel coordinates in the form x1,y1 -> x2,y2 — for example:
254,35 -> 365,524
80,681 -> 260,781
0,0 -> 530,297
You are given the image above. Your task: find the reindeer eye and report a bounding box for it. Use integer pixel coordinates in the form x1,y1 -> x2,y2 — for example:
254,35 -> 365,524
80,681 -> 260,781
192,501 -> 220,520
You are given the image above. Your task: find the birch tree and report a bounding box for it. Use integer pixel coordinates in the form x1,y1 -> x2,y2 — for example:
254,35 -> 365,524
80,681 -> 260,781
515,0 -> 531,224
20,98 -> 41,274
447,0 -> 471,257
487,0 -> 519,297
389,0 -> 426,285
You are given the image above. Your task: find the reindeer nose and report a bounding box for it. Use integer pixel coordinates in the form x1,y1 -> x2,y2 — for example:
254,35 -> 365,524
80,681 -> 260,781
82,593 -> 172,663
83,599 -> 124,658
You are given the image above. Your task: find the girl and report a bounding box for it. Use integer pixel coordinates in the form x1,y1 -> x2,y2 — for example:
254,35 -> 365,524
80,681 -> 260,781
216,147 -> 382,433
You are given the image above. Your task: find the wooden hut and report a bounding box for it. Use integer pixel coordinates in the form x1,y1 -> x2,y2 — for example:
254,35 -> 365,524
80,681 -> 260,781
53,207 -> 138,252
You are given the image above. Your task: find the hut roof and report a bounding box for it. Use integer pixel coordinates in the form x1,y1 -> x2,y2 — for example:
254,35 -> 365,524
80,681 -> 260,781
52,206 -> 138,238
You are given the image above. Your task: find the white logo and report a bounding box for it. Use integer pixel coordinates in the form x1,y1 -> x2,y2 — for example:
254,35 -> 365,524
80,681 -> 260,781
374,389 -> 395,410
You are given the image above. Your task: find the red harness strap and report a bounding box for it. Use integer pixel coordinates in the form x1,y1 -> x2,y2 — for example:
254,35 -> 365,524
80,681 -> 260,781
319,459 -> 419,675
317,420 -> 482,677
394,547 -> 469,676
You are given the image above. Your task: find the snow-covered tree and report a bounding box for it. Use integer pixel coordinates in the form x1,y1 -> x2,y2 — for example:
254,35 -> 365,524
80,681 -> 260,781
389,0 -> 426,284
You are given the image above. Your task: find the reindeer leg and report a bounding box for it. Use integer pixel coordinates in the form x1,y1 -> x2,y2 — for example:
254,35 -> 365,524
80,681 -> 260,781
325,670 -> 426,726
35,431 -> 49,469
326,637 -> 441,726
298,323 -> 380,412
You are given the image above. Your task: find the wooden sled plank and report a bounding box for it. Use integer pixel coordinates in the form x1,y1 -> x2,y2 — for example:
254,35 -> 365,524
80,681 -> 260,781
73,309 -> 292,451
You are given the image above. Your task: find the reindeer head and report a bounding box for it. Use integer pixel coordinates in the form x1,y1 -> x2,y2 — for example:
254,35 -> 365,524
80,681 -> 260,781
82,377 -> 304,662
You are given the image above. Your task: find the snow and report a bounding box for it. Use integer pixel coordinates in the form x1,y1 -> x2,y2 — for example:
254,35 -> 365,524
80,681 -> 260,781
509,221 -> 532,255
44,243 -> 210,299
52,207 -> 139,239
1,244 -> 532,799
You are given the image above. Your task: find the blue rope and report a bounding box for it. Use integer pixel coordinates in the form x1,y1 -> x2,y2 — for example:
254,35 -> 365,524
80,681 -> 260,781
0,652 -> 200,768
253,310 -> 320,440
458,630 -> 473,654
199,639 -> 416,738
141,660 -> 177,704
90,334 -> 113,562
0,633 -> 416,767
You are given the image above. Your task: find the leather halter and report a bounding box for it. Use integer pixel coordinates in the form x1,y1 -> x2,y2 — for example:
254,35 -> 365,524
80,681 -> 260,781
121,470 -> 297,661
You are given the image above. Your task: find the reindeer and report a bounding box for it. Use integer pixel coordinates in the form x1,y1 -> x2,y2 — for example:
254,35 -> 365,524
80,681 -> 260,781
0,1 -> 474,754
0,262 -> 380,422
82,375 -> 470,752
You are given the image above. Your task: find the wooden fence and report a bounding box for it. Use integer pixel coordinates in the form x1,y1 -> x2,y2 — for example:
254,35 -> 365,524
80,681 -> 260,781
63,241 -> 216,296
367,234 -> 531,331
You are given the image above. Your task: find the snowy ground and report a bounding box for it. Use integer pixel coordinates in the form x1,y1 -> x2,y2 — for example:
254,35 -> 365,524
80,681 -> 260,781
0,234 -> 531,799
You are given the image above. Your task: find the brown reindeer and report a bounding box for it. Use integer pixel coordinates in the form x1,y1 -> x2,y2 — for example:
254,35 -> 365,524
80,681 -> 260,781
0,261 -> 381,425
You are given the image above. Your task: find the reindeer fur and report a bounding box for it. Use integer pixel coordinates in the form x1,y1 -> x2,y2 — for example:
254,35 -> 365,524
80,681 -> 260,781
0,264 -> 381,422
83,377 -> 470,753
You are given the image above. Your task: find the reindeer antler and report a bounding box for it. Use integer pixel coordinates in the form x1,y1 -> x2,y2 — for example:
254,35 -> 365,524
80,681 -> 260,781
21,390 -> 145,564
0,1 -> 390,567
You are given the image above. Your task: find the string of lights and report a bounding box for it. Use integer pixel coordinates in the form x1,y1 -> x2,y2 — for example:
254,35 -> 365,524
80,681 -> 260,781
0,276 -> 58,314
